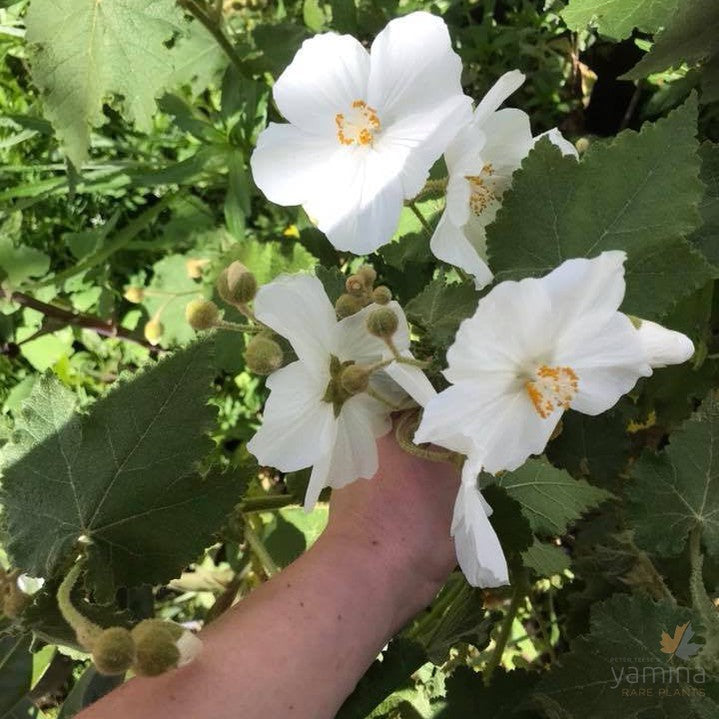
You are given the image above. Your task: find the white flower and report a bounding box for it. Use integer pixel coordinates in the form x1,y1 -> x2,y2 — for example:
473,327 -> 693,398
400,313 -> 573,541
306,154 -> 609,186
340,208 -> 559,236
430,70 -> 577,289
247,274 -> 434,510
16,573 -> 44,595
250,12 -> 471,254
635,318 -> 695,368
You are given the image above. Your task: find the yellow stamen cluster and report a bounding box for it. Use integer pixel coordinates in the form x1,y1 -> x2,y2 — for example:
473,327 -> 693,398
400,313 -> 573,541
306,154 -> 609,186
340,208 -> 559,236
525,365 -> 579,419
335,100 -> 381,146
466,163 -> 497,215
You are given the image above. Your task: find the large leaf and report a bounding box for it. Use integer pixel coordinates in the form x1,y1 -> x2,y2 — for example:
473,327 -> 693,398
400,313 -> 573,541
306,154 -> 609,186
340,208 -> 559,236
0,635 -> 32,717
485,458 -> 612,536
1,341 -> 243,598
628,393 -> 719,558
486,96 -> 714,319
25,0 -> 187,166
690,142 -> 719,266
405,279 -> 479,347
534,594 -> 718,718
562,0 -> 677,40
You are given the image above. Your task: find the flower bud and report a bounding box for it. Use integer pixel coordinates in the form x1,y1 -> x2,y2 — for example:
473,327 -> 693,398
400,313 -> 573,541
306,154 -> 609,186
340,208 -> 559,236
340,364 -> 370,396
131,619 -> 201,677
367,307 -> 398,339
335,293 -> 363,319
185,298 -> 220,331
124,287 -> 144,304
634,318 -> 695,368
357,265 -> 377,287
131,619 -> 180,677
244,335 -> 283,375
345,275 -> 365,296
217,262 -> 257,306
371,286 -> 392,305
92,627 -> 136,676
144,319 -> 164,346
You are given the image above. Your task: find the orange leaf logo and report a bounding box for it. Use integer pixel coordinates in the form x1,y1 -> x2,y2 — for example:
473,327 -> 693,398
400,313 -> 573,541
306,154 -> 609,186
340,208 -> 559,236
660,622 -> 689,655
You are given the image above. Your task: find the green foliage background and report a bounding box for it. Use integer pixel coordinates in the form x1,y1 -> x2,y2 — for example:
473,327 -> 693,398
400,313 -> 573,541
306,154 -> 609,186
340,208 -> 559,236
0,0 -> 718,717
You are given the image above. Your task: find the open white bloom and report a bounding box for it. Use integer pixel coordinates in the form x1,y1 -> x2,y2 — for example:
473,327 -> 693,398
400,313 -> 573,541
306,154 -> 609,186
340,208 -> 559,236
247,274 -> 433,510
430,70 -> 577,289
414,252 -> 694,587
251,12 -> 471,254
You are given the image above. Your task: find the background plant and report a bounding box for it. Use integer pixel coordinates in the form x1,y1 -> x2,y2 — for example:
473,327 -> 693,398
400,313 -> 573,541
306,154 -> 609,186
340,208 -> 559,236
0,0 -> 718,717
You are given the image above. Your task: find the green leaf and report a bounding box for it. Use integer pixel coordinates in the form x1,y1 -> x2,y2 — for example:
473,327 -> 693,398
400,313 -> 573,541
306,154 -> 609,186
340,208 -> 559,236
1,341 -> 243,598
336,638 -> 427,719
405,279 -> 479,346
690,142 -> 719,266
25,0 -> 187,166
547,409 -> 631,487
229,239 -> 316,285
303,0 -> 326,32
0,635 -> 32,717
57,666 -> 122,719
330,0 -> 357,33
534,594 -> 717,718
314,265 -> 345,304
628,393 -> 719,558
437,667 -> 539,718
486,97 -> 713,319
522,540 -> 571,577
0,214 -> 50,288
624,0 -> 719,80
561,0 -> 678,40
142,254 -> 204,348
485,458 -> 612,536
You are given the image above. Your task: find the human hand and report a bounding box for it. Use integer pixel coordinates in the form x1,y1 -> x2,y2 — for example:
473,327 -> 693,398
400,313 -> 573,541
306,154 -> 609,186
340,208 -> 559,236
321,429 -> 460,621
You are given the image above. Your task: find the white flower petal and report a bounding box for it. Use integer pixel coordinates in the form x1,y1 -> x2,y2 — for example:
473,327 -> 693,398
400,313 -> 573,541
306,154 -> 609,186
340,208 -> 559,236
253,274 -> 337,369
273,32 -> 370,136
445,123 -> 485,176
250,124 -> 338,207
535,127 -> 578,158
635,319 -> 695,368
473,70 -> 525,127
247,362 -> 335,472
384,360 -> 436,407
451,482 -> 509,587
479,108 -> 534,169
445,173 -> 472,230
304,394 -> 389,511
368,12 -> 464,123
429,211 -> 494,290
304,150 -> 405,253
559,312 -> 651,415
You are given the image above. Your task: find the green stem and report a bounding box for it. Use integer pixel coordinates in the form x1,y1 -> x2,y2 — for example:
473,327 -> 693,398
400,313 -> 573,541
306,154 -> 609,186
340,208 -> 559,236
34,193 -> 177,290
366,387 -> 402,410
216,320 -> 260,333
178,0 -> 246,77
526,593 -> 557,663
484,579 -> 524,684
57,562 -> 102,650
245,520 -> 279,578
408,201 -> 433,236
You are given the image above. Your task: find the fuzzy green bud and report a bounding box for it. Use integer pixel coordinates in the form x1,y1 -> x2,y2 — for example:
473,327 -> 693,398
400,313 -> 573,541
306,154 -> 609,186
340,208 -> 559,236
131,619 -> 180,677
340,364 -> 370,396
144,319 -> 164,346
92,627 -> 136,676
335,293 -> 363,319
244,335 -> 283,375
371,286 -> 392,305
357,265 -> 377,287
185,298 -> 220,330
217,262 -> 257,306
367,307 -> 399,339
345,275 -> 365,296
124,286 -> 144,304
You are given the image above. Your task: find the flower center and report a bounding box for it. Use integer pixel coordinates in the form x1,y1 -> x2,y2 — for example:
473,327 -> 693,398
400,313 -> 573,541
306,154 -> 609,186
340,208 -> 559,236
335,100 -> 381,147
466,163 -> 498,215
525,365 -> 579,419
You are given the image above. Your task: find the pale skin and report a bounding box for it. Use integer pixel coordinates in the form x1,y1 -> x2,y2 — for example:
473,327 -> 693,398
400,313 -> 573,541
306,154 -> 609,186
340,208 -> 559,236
79,433 -> 460,719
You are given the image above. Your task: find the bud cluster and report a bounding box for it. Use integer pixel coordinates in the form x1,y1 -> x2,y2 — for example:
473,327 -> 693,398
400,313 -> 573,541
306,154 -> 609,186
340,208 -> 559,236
334,265 -> 392,318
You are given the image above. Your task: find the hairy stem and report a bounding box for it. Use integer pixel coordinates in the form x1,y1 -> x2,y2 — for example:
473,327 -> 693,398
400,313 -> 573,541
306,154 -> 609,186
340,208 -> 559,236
245,520 -> 279,578
408,201 -> 434,236
57,562 -> 102,650
484,578 -> 524,683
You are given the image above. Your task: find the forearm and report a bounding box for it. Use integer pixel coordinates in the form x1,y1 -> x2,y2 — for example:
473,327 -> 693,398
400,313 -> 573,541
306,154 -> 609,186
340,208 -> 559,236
78,528 -> 442,719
